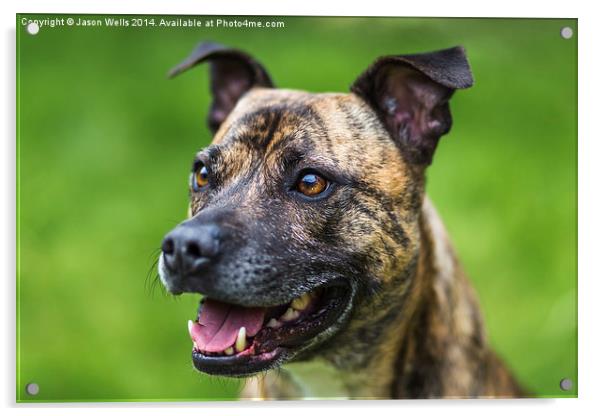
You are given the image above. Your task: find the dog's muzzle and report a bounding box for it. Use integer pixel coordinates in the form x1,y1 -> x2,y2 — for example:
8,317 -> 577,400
158,212 -> 357,377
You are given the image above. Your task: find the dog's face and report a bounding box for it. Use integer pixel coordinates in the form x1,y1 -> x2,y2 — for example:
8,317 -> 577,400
159,43 -> 472,376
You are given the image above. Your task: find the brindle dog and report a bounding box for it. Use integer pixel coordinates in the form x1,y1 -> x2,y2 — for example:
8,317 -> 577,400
158,42 -> 525,399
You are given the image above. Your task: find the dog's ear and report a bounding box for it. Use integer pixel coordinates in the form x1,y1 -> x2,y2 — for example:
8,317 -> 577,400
169,42 -> 274,133
351,46 -> 473,165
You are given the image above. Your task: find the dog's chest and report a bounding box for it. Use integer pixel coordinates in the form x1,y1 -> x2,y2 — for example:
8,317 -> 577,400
277,361 -> 349,399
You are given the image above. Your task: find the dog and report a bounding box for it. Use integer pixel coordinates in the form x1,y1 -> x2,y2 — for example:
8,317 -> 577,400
158,42 -> 525,399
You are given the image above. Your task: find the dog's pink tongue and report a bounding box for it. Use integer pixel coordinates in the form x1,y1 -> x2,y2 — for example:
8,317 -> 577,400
189,299 -> 265,353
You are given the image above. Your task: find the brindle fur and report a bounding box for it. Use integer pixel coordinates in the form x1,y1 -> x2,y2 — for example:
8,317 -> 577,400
164,43 -> 525,399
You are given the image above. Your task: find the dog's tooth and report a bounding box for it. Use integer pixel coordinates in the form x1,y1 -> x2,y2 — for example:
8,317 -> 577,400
291,293 -> 311,311
193,342 -> 199,350
282,307 -> 300,322
188,320 -> 193,334
224,347 -> 234,356
267,318 -> 282,328
235,327 -> 247,352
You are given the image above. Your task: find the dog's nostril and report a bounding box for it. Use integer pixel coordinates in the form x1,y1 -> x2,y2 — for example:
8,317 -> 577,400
184,241 -> 203,258
162,237 -> 175,255
162,223 -> 221,275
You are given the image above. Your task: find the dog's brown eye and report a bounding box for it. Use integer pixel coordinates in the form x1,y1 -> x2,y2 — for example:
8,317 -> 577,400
296,173 -> 328,197
192,164 -> 209,191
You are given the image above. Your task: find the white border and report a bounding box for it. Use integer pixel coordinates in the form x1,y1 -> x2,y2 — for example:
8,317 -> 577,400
2,1 -> 600,416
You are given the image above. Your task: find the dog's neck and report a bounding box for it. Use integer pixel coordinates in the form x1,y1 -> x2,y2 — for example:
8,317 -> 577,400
341,197 -> 481,398
276,198 -> 489,399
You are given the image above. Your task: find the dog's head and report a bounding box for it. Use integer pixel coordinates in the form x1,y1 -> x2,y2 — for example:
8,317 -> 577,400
159,42 -> 473,376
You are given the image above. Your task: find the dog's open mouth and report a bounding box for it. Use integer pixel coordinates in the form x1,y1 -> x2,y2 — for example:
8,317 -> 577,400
188,281 -> 351,376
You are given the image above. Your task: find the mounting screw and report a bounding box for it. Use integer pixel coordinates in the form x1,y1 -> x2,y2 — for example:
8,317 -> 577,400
560,27 -> 573,39
559,378 -> 573,391
25,382 -> 39,396
26,22 -> 40,35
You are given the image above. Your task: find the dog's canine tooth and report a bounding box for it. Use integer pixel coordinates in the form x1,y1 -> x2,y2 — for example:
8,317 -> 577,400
235,327 -> 247,352
291,293 -> 311,311
267,318 -> 282,328
187,319 -> 193,334
224,347 -> 234,356
282,307 -> 300,321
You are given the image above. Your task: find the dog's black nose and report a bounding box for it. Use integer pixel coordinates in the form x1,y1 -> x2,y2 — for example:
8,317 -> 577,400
161,224 -> 221,275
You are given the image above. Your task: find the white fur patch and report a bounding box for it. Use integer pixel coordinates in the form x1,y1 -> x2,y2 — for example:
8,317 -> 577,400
422,196 -> 455,282
157,254 -> 171,290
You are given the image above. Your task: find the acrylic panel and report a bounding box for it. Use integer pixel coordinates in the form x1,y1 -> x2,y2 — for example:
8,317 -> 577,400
16,14 -> 577,401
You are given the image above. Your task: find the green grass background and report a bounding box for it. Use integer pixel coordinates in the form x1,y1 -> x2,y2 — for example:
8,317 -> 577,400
16,15 -> 577,401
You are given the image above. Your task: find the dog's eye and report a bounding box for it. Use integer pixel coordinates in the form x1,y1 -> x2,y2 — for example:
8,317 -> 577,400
295,172 -> 328,197
192,164 -> 210,191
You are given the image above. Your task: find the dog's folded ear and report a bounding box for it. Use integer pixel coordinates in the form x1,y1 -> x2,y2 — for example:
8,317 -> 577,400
169,42 -> 274,133
351,46 -> 473,165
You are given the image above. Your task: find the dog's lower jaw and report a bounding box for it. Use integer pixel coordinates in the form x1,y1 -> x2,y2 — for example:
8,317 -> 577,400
242,197 -> 525,400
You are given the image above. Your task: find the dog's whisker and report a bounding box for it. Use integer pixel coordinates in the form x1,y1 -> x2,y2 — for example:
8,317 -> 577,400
147,246 -> 163,260
144,254 -> 165,297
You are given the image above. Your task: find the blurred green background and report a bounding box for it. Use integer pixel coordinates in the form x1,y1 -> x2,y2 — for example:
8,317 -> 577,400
16,15 -> 577,401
